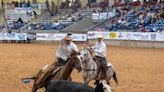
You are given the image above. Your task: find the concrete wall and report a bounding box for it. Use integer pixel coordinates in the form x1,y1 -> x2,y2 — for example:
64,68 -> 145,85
89,40 -> 164,48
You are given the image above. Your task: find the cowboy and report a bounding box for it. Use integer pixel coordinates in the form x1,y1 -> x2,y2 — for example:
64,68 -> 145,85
91,35 -> 107,79
22,34 -> 78,92
56,33 -> 78,66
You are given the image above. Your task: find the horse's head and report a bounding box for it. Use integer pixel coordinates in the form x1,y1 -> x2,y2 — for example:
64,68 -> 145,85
69,50 -> 82,71
80,48 -> 93,65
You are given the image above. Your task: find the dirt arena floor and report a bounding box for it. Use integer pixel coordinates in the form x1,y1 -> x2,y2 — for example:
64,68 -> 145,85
0,43 -> 164,92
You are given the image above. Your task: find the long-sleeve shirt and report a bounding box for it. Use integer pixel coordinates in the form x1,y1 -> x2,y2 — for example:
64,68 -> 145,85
56,39 -> 78,61
92,41 -> 106,57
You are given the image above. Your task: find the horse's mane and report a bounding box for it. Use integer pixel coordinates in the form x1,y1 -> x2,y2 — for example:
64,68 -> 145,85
70,50 -> 79,57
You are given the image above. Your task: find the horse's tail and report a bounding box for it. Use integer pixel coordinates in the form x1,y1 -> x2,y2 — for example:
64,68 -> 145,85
113,72 -> 118,85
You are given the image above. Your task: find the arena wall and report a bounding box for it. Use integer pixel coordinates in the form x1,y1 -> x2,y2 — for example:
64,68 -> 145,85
89,40 -> 164,48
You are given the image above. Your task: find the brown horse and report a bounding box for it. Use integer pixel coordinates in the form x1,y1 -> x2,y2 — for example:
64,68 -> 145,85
22,51 -> 81,92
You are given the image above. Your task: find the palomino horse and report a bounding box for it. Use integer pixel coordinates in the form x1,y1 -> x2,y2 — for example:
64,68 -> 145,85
79,48 -> 118,84
22,51 -> 81,92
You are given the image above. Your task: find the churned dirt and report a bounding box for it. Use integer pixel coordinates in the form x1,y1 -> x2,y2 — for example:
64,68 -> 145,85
0,43 -> 164,92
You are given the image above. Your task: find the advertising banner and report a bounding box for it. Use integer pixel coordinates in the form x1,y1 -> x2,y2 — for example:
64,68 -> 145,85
6,32 -> 17,40
156,32 -> 164,41
92,13 -> 99,20
92,12 -> 116,20
17,33 -> 27,40
99,13 -> 108,20
72,34 -> 87,41
0,33 -> 6,40
87,31 -> 164,41
36,33 -> 87,41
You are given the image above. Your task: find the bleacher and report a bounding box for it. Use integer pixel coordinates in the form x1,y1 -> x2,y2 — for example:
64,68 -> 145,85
23,11 -> 85,32
93,3 -> 164,32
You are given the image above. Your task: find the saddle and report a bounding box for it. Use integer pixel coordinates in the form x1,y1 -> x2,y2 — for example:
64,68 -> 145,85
93,56 -> 107,79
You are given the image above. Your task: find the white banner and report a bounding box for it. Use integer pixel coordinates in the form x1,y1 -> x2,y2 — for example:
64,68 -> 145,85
15,8 -> 32,13
0,33 -> 27,40
72,34 -> 87,41
99,13 -> 108,20
0,33 -> 6,40
16,33 -> 27,40
131,32 -> 151,41
36,33 -> 87,41
87,32 -> 164,41
92,12 -> 116,20
0,32 -> 163,41
5,33 -> 18,40
156,33 -> 164,41
92,13 -> 99,20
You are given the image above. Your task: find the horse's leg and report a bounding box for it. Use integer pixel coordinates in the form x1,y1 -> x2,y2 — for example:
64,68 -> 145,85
106,67 -> 118,85
68,76 -> 72,81
31,84 -> 38,92
83,77 -> 90,84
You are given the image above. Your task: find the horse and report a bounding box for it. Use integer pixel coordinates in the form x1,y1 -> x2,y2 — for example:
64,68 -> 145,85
47,80 -> 106,92
22,51 -> 81,92
79,48 -> 118,84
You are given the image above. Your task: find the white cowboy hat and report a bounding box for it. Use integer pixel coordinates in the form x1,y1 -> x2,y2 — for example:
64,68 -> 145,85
97,35 -> 104,39
65,34 -> 72,41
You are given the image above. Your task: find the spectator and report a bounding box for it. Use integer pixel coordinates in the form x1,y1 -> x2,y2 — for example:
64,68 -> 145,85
15,1 -> 19,7
46,0 -> 50,12
20,0 -> 23,7
32,0 -> 37,4
27,0 -> 31,7
33,11 -> 37,18
18,18 -> 24,24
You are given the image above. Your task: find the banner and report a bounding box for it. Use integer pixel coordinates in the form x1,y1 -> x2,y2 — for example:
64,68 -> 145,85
72,34 -> 87,41
17,33 -> 27,40
15,7 -> 32,13
36,33 -> 87,41
5,33 -> 17,40
0,32 -> 163,41
156,33 -> 164,41
0,33 -> 6,40
92,13 -> 99,20
0,33 -> 27,40
99,13 -> 108,20
92,12 -> 116,20
87,31 -> 164,41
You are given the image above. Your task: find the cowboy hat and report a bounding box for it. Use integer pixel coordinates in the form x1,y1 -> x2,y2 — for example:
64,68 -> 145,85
65,34 -> 72,40
97,35 -> 104,39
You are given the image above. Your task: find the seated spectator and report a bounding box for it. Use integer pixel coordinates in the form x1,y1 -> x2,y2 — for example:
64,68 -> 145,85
27,0 -> 31,7
18,18 -> 24,24
15,1 -> 19,7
